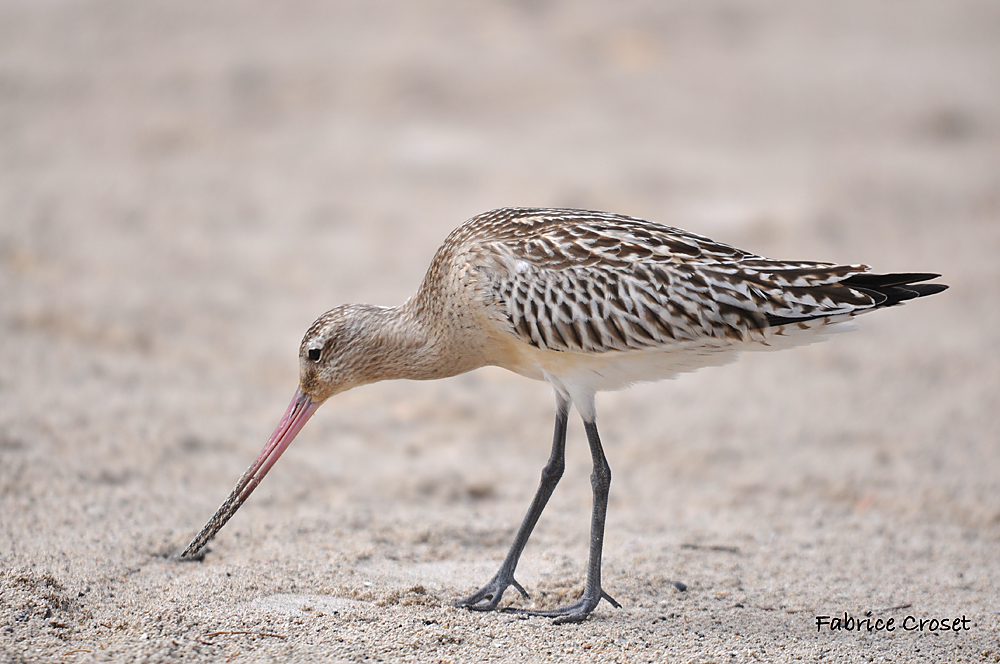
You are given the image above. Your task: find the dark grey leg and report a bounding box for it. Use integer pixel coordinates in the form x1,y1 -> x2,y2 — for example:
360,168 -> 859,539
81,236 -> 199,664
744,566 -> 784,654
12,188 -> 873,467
507,417 -> 621,624
454,395 -> 570,611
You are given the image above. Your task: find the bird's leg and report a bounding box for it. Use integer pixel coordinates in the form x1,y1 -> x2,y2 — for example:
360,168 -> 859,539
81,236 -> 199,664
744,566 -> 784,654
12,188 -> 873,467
507,417 -> 621,624
454,396 -> 570,612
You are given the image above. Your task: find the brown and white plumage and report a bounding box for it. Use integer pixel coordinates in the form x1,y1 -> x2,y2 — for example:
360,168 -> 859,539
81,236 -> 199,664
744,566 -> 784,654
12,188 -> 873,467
459,208 -> 931,352
183,207 -> 946,623
406,207 -> 943,413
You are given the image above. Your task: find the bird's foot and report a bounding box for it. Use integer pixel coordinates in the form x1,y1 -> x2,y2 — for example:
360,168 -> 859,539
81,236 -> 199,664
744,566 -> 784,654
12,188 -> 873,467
503,589 -> 621,624
454,571 -> 529,612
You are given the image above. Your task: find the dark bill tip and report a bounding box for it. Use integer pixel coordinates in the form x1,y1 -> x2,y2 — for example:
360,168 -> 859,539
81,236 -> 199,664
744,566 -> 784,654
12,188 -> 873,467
181,388 -> 321,558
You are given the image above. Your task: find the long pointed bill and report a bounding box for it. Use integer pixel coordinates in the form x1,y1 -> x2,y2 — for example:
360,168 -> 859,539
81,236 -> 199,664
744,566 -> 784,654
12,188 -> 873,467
181,387 -> 322,558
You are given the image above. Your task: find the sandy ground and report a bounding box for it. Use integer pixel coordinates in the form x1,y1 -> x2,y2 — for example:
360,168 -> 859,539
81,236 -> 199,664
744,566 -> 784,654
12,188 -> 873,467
2,1 -> 999,662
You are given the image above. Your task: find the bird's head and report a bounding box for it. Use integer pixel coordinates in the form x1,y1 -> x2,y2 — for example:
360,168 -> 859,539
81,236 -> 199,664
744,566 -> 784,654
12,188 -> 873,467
297,304 -> 385,402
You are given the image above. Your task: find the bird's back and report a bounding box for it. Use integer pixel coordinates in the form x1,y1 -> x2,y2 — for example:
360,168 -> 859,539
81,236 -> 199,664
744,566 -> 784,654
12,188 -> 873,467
410,208 -> 944,392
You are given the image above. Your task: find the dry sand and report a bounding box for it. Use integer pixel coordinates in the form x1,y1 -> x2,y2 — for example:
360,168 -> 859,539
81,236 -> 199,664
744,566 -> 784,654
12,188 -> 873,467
2,1 -> 998,662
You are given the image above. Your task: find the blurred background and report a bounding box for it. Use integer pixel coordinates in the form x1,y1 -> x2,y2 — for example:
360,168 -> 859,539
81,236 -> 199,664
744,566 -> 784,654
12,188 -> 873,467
1,0 -> 998,659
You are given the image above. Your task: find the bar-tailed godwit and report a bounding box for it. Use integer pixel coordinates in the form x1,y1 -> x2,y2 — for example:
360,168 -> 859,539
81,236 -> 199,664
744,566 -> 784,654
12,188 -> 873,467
182,207 -> 946,623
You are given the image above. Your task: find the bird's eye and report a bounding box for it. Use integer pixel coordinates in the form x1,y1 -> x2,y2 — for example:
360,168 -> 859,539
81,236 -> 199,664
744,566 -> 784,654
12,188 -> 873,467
307,348 -> 321,362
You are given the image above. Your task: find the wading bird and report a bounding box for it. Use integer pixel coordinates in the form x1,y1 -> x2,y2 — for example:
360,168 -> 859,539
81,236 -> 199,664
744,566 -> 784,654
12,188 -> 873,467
182,207 -> 946,623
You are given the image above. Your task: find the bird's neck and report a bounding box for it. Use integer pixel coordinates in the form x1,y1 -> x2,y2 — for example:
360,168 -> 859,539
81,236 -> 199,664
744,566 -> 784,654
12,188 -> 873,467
357,302 -> 483,383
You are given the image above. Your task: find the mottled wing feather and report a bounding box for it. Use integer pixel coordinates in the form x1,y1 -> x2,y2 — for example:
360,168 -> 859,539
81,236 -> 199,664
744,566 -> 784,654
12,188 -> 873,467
493,261 -> 877,353
465,209 -> 878,353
